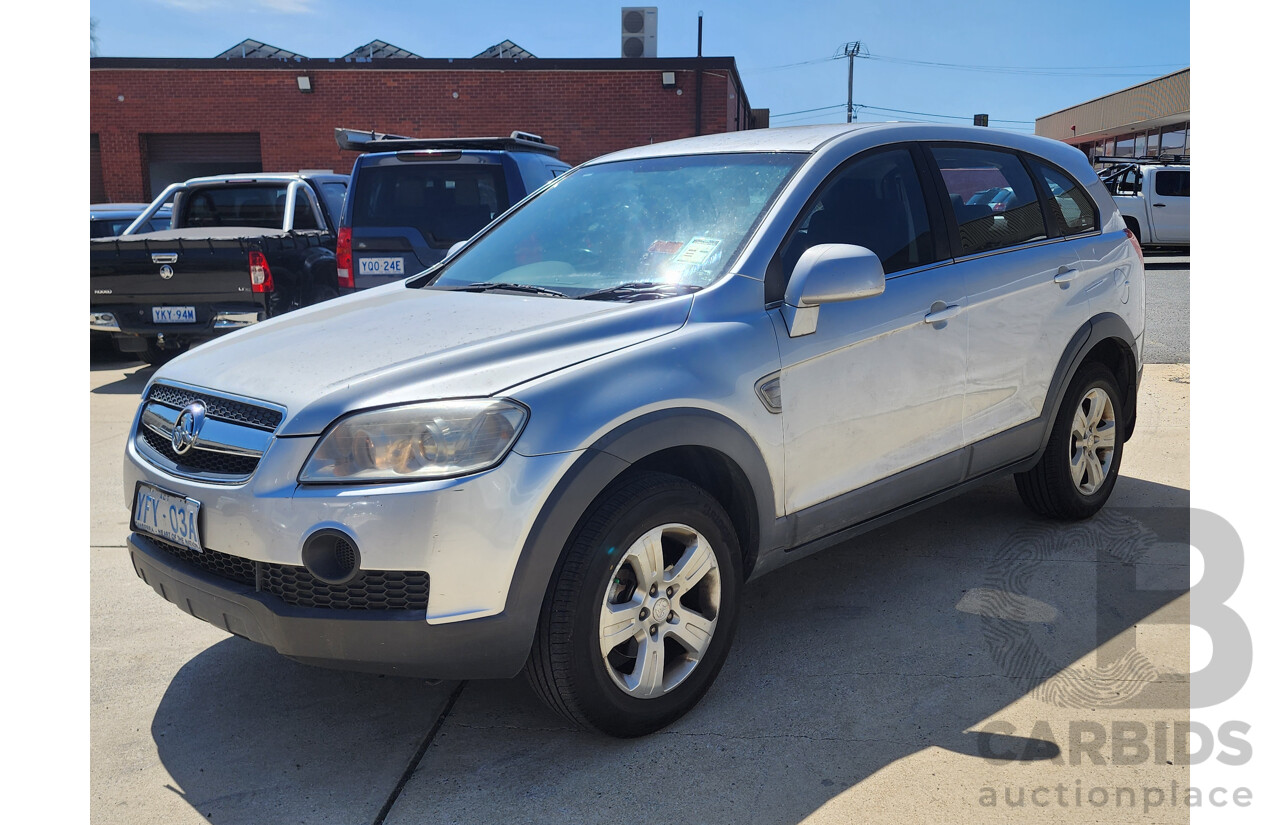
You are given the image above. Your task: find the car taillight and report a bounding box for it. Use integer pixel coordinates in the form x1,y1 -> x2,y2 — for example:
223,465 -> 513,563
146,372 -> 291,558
336,227 -> 354,289
1124,228 -> 1144,264
249,251 -> 274,293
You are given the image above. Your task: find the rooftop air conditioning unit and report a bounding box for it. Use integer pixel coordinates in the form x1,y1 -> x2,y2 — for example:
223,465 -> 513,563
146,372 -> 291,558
621,7 -> 657,58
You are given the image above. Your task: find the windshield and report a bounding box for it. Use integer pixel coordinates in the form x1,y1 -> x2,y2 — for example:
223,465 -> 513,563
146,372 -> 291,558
422,153 -> 803,297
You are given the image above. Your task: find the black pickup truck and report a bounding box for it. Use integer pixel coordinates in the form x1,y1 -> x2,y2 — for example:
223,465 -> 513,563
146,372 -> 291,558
90,172 -> 349,364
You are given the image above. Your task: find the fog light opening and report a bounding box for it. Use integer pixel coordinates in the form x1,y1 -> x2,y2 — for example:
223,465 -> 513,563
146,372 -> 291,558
301,529 -> 362,585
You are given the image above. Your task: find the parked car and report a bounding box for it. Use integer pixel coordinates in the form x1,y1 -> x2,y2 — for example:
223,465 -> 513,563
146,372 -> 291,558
122,124 -> 1144,737
90,172 -> 349,364
1097,156 -> 1189,247
90,203 -> 173,238
965,186 -> 1014,212
334,128 -> 570,290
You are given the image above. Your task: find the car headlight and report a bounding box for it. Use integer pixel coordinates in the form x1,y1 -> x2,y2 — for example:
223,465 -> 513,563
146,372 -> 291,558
299,399 -> 528,482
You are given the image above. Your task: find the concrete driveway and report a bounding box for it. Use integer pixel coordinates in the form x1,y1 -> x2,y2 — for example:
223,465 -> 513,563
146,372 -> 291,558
91,350 -> 1190,824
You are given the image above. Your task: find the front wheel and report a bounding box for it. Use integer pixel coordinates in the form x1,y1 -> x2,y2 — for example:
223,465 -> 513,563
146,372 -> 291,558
526,472 -> 743,737
1015,362 -> 1125,519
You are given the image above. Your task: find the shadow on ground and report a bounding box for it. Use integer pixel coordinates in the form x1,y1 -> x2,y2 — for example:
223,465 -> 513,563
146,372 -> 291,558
151,476 -> 1189,824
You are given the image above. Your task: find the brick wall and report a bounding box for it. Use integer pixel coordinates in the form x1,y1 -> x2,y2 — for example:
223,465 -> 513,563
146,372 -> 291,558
91,64 -> 738,202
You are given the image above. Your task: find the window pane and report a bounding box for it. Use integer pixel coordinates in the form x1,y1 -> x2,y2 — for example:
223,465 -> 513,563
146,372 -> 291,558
1030,160 -> 1098,236
1160,126 -> 1186,156
931,146 -> 1047,255
1134,133 -> 1147,158
319,182 -> 347,224
353,164 -> 510,248
1116,135 -> 1136,158
771,148 -> 935,298
1155,170 -> 1189,198
293,195 -> 319,230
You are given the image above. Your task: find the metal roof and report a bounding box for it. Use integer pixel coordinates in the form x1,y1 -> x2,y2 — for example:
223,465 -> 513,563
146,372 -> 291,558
342,40 -> 423,60
215,39 -> 306,60
473,40 -> 536,59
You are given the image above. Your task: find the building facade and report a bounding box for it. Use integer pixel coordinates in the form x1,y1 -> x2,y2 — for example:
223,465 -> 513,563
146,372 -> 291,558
90,53 -> 762,202
1035,68 -> 1189,163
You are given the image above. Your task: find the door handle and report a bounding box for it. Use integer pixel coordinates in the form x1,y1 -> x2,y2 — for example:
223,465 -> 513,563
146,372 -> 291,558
1054,266 -> 1080,284
924,304 -> 961,325
1153,203 -> 1167,208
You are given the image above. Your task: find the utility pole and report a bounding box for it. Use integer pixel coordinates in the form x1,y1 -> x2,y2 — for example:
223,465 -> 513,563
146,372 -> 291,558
841,41 -> 862,123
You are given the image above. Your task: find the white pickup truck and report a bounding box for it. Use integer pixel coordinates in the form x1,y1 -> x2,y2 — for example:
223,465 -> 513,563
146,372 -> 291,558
1098,157 -> 1189,247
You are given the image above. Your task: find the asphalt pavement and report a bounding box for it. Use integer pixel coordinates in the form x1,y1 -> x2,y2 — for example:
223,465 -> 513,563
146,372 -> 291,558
1140,250 -> 1190,364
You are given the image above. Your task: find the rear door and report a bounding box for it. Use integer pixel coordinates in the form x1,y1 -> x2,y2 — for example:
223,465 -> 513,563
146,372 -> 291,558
1149,168 -> 1190,243
347,153 -> 511,288
929,145 -> 1108,471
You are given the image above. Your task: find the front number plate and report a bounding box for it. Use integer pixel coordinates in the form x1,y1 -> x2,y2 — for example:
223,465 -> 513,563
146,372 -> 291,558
133,482 -> 203,553
153,306 -> 196,323
358,257 -> 405,276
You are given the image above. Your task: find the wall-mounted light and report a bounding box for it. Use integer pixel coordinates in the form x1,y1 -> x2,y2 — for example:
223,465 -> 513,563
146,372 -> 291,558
661,71 -> 676,89
297,76 -> 313,93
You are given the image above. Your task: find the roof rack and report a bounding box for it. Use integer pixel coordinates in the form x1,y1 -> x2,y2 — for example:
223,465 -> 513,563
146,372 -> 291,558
1093,154 -> 1189,166
334,127 -> 560,156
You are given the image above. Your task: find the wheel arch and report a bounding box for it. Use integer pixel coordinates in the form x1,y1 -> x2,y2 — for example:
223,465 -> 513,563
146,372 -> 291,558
497,408 -> 776,675
1037,313 -> 1141,459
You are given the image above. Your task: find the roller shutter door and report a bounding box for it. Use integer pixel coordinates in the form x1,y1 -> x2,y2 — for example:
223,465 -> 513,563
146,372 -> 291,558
144,133 -> 262,199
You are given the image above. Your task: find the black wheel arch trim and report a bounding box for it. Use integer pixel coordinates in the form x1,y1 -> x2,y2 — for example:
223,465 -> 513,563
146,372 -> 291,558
1036,312 -> 1140,460
499,408 -> 779,674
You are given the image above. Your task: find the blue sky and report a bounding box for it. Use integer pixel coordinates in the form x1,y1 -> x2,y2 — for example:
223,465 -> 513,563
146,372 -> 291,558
90,0 -> 1189,129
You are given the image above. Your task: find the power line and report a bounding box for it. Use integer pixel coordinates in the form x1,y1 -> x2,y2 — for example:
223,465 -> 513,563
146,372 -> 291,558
769,102 -> 1036,131
860,52 -> 1185,78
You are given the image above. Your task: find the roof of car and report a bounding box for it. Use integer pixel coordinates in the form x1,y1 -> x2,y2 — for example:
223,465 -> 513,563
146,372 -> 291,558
586,122 -> 1097,184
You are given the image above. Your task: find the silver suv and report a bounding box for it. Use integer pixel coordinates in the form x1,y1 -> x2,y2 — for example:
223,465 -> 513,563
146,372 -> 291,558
124,124 -> 1144,737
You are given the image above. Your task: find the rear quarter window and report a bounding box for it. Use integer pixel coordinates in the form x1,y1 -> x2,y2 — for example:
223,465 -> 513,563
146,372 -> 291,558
1028,160 -> 1098,237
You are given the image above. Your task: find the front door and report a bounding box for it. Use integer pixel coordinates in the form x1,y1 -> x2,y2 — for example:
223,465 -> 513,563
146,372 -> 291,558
771,146 -> 967,515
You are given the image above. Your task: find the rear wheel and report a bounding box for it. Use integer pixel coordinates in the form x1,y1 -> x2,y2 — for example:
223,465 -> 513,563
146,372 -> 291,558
526,472 -> 742,737
1015,362 -> 1125,519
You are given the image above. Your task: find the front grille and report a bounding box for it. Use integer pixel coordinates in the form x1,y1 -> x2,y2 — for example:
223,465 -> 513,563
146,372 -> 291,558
140,426 -> 261,477
149,539 -> 430,611
147,384 -> 283,430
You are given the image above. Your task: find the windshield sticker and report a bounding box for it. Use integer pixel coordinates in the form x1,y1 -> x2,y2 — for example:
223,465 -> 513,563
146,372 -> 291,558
671,237 -> 723,267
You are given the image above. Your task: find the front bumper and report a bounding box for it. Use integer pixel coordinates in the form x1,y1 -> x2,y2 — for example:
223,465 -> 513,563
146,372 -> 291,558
128,532 -> 536,679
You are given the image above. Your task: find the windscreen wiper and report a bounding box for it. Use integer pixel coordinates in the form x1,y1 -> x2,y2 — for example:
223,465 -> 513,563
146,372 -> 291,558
440,282 -> 571,298
576,282 -> 703,302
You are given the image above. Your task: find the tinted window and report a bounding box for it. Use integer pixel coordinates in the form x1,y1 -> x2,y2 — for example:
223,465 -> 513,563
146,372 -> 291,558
1155,170 -> 1189,198
293,195 -> 319,230
318,182 -> 347,223
770,148 -> 935,301
932,146 -> 1046,255
1029,160 -> 1098,236
353,164 -> 510,248
89,219 -> 132,238
182,185 -> 288,228
147,216 -> 172,232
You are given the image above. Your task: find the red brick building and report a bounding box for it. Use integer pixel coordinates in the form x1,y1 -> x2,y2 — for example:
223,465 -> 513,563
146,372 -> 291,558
90,53 -> 765,203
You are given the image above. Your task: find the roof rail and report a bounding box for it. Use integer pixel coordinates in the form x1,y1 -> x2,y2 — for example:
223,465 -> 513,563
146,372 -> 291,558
1093,154 -> 1189,166
334,127 -> 560,156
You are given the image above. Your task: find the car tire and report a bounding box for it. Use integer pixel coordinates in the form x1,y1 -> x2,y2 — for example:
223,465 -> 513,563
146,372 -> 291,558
1015,361 -> 1125,520
526,471 -> 743,737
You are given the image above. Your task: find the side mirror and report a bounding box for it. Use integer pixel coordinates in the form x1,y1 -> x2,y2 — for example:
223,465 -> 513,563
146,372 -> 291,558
782,243 -> 885,337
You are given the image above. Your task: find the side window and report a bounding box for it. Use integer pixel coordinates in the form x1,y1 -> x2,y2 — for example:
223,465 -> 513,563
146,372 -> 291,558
318,182 -> 348,224
1155,170 -> 1189,198
931,145 -> 1047,255
769,147 -> 935,302
1029,160 -> 1098,236
293,194 -> 320,230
